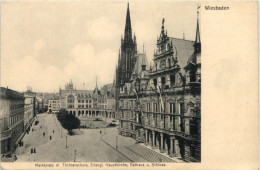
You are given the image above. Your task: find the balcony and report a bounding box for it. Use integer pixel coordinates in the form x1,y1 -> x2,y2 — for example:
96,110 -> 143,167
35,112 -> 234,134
1,128 -> 12,140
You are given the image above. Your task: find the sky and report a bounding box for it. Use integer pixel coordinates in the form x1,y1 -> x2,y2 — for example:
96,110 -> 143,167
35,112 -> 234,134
1,1 -> 198,93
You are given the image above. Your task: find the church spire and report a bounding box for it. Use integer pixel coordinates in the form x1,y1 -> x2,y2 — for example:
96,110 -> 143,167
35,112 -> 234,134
124,3 -> 132,42
194,5 -> 201,53
195,7 -> 200,44
94,76 -> 99,94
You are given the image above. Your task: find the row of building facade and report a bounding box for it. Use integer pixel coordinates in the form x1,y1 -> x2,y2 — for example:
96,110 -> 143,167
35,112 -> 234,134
47,79 -> 116,120
115,4 -> 201,162
0,87 -> 44,155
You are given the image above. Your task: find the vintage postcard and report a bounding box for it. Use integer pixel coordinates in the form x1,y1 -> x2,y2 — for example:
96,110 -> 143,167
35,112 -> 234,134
0,1 -> 258,170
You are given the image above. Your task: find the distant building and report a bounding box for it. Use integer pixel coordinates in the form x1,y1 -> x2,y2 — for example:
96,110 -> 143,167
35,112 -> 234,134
24,96 -> 34,131
58,80 -> 116,119
48,99 -> 61,113
24,89 -> 36,116
0,87 -> 25,154
36,97 -> 44,113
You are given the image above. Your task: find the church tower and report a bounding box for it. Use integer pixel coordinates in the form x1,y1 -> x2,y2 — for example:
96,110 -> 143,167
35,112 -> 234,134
117,3 -> 137,86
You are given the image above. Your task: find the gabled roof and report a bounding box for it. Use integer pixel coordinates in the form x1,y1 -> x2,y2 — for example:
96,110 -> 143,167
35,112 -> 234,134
169,37 -> 194,73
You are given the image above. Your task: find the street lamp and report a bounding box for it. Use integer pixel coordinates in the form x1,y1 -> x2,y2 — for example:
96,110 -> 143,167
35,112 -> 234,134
74,150 -> 77,162
116,136 -> 118,149
66,136 -> 68,148
61,127 -> 62,138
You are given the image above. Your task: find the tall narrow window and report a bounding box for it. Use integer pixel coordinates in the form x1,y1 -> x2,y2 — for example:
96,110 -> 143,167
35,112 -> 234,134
170,103 -> 176,114
153,79 -> 157,87
161,77 -> 166,86
170,75 -> 175,86
180,103 -> 184,115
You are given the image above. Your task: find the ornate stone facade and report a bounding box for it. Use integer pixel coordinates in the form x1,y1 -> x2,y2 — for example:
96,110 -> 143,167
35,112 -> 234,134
116,4 -> 201,162
59,80 -> 116,119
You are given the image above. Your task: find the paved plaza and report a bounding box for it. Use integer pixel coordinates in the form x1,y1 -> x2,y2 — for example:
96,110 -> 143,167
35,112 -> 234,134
14,113 -> 141,162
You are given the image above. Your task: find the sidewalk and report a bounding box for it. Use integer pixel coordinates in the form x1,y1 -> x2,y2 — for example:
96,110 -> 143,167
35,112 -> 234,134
101,129 -> 147,162
102,129 -> 184,163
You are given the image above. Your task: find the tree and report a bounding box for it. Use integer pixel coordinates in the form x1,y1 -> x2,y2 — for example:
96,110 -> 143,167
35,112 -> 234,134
57,109 -> 80,135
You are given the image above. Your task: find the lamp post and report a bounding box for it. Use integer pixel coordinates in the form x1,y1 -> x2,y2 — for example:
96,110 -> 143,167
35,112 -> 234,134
74,150 -> 77,162
116,136 -> 118,149
66,136 -> 68,148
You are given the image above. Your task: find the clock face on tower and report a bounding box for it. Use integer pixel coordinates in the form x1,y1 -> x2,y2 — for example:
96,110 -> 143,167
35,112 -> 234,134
160,59 -> 166,69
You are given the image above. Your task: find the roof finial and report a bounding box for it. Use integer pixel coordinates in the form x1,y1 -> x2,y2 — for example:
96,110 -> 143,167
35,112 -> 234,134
197,4 -> 201,16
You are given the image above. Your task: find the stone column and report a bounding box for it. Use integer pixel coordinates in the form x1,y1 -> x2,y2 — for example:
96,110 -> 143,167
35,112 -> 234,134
156,134 -> 159,149
145,129 -> 148,146
175,139 -> 181,157
164,138 -> 168,154
151,114 -> 154,127
160,133 -> 165,153
170,116 -> 174,131
169,136 -> 174,157
149,132 -> 152,147
152,131 -> 155,149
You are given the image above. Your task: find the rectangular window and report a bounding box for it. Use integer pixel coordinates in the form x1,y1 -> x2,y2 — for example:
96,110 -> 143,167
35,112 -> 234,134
147,103 -> 151,111
180,103 -> 184,115
170,103 -> 176,114
153,103 -> 158,112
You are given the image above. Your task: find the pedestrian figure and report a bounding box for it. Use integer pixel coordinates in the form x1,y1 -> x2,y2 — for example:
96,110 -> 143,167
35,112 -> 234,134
50,136 -> 52,140
100,130 -> 102,135
22,141 -> 24,146
34,148 -> 36,153
31,148 -> 33,154
43,132 -> 45,136
53,130 -> 54,133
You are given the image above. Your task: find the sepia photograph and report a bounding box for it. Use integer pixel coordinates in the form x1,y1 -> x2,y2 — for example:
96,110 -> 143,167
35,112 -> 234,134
0,1 -> 201,163
0,1 -> 258,170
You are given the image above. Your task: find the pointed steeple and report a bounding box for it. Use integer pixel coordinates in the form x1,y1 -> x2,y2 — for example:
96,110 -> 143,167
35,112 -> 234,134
161,18 -> 165,35
194,5 -> 201,53
141,54 -> 147,71
124,3 -> 132,42
195,14 -> 200,44
94,76 -> 99,94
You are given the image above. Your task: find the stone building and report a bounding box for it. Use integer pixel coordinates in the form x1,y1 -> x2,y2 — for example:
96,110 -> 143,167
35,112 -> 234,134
58,80 -> 116,119
0,87 -> 25,154
24,89 -> 36,117
24,96 -> 34,131
116,4 -> 201,162
48,99 -> 61,113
